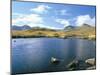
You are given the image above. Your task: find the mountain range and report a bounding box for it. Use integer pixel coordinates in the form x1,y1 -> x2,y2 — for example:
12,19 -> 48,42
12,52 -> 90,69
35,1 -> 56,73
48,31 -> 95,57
12,23 -> 95,31
12,24 -> 95,40
12,25 -> 31,30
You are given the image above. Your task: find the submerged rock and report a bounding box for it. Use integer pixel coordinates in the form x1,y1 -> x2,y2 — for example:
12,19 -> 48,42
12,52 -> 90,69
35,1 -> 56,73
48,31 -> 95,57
85,58 -> 96,66
86,66 -> 96,70
66,60 -> 79,70
14,40 -> 16,42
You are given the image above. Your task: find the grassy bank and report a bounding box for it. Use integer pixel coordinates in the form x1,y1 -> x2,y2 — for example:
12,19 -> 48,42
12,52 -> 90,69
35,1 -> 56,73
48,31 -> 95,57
12,25 -> 96,40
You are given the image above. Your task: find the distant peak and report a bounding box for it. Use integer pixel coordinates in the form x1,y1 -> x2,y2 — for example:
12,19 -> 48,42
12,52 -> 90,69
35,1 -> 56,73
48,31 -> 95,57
23,25 -> 30,27
82,23 -> 91,27
12,25 -> 31,30
64,25 -> 75,30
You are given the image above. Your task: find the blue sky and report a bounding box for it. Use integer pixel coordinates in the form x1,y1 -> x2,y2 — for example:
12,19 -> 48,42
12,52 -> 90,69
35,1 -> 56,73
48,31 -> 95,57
12,1 -> 96,29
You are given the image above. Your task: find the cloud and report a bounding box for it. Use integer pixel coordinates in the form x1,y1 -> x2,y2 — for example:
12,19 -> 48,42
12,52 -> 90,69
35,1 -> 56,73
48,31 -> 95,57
12,13 -> 43,27
60,9 -> 70,16
55,19 -> 70,27
75,15 -> 95,26
54,9 -> 70,16
29,23 -> 60,29
12,13 -> 25,17
12,13 -> 61,29
30,5 -> 51,14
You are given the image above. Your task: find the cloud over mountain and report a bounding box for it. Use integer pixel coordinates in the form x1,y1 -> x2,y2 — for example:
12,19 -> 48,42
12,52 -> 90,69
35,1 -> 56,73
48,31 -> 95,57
12,13 -> 43,27
12,1 -> 96,29
55,19 -> 70,27
75,15 -> 95,26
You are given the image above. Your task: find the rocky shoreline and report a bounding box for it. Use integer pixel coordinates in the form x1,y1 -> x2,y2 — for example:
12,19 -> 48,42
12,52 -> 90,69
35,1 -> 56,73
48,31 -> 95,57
66,58 -> 96,70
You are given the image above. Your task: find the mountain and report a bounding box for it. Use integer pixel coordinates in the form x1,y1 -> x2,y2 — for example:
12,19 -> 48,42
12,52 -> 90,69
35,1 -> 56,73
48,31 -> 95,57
12,25 -> 31,30
76,23 -> 95,30
64,24 -> 94,31
65,24 -> 95,37
81,23 -> 93,27
64,25 -> 76,31
12,24 -> 95,40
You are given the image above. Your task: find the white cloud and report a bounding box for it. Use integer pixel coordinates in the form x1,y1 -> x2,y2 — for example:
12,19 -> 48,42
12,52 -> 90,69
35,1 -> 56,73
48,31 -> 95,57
30,23 -> 60,29
12,13 -> 43,27
12,13 -> 61,29
56,19 -> 70,27
60,9 -> 70,16
75,15 -> 95,26
30,5 -> 51,14
12,13 -> 25,18
54,9 -> 70,16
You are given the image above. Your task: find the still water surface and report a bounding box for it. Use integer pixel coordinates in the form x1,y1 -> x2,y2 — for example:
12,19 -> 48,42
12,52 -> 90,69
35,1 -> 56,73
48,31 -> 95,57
12,38 -> 96,74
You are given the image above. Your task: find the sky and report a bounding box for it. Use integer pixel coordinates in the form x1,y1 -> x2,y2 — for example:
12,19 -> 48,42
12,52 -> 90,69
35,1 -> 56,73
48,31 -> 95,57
12,1 -> 96,29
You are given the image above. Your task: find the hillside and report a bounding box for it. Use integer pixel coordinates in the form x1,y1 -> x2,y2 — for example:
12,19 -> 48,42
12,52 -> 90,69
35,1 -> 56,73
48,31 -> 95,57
12,24 -> 96,40
64,24 -> 96,39
64,25 -> 76,31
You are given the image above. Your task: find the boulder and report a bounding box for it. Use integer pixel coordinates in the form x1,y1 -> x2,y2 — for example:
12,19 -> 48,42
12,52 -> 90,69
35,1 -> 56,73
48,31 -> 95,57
51,57 -> 60,64
66,60 -> 79,70
85,58 -> 96,65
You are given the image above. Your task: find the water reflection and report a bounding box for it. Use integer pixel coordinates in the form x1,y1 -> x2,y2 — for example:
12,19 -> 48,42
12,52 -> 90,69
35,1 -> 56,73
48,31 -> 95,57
12,38 -> 95,74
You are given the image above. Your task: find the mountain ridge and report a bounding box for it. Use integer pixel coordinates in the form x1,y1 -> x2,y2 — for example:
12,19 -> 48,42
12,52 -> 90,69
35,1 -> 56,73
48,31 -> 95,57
12,25 -> 31,30
12,24 -> 95,40
12,23 -> 95,31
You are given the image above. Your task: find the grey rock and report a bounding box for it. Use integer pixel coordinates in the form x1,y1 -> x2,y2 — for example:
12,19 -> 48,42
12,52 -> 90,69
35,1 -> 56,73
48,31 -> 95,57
85,58 -> 96,65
